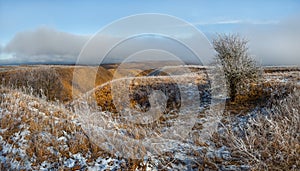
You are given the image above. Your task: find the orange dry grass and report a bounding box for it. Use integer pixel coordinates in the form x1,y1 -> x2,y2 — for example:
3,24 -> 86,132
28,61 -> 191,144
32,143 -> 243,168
94,75 -> 207,113
0,66 -> 113,103
0,88 -> 110,170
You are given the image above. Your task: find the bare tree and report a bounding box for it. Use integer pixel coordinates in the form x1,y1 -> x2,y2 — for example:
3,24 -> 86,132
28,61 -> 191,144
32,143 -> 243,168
213,34 -> 260,101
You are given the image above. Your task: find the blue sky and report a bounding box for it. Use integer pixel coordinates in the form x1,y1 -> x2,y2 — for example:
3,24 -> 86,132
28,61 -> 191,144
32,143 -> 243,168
1,0 -> 299,43
0,0 -> 299,65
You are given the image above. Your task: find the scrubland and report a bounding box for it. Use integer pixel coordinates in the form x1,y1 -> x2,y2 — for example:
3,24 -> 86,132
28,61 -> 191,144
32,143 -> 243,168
0,65 -> 299,170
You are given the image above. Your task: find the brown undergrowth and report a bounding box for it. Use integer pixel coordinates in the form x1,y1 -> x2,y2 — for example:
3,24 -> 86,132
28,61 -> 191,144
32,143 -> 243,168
213,85 -> 299,170
225,81 -> 298,115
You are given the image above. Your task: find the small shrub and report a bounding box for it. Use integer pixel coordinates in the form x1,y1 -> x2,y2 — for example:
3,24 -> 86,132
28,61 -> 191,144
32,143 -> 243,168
213,34 -> 261,101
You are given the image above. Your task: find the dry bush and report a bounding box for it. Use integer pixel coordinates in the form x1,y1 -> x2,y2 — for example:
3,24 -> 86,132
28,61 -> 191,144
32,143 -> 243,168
215,87 -> 299,170
224,74 -> 299,116
213,34 -> 261,101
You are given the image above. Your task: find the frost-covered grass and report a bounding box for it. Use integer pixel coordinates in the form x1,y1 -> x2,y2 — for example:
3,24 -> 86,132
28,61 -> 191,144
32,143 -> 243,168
0,67 -> 299,170
0,86 -> 221,170
213,85 -> 299,170
0,87 -> 125,170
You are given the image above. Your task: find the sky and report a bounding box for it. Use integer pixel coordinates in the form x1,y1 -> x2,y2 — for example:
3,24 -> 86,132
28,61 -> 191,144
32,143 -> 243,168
0,0 -> 299,65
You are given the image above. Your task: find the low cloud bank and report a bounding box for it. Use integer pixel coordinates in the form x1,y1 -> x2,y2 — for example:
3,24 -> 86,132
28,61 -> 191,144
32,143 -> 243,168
1,15 -> 299,66
243,15 -> 300,66
1,27 -> 89,64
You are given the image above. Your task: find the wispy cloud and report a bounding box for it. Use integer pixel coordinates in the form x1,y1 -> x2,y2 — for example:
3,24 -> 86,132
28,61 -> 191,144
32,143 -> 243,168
248,20 -> 280,25
214,20 -> 242,24
191,19 -> 279,26
173,19 -> 279,29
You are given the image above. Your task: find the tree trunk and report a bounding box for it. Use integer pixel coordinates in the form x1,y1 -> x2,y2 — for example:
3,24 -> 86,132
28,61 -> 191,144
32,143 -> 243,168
230,81 -> 237,102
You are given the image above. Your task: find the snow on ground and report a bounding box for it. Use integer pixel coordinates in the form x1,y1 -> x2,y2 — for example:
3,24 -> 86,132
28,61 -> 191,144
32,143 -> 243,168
0,68 -> 298,170
0,86 -> 247,170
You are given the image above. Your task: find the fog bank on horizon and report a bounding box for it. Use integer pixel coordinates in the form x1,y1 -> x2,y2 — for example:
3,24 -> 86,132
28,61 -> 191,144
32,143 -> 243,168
0,15 -> 299,66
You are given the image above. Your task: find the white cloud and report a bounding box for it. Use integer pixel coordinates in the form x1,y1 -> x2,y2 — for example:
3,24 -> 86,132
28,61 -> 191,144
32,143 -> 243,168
189,19 -> 278,26
1,27 -> 90,64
